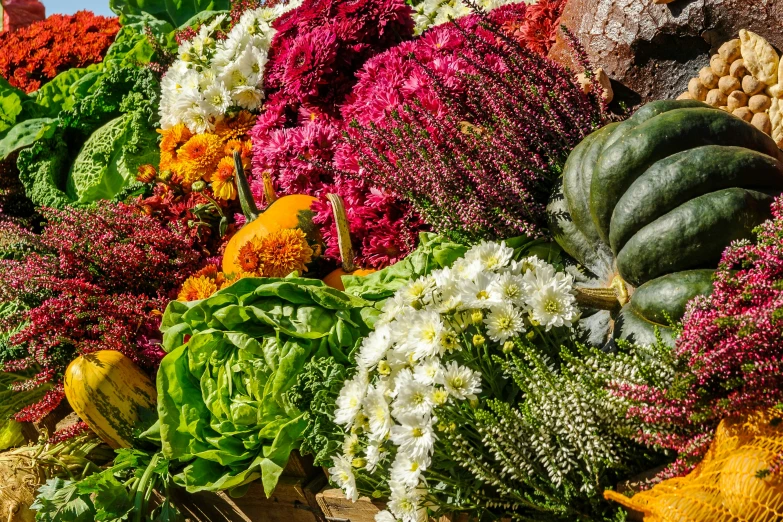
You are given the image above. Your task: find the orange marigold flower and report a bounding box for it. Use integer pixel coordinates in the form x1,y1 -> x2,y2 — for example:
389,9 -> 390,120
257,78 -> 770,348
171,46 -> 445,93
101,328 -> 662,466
192,264 -> 226,288
178,275 -> 217,302
258,228 -> 314,278
215,111 -> 256,142
159,124 -> 193,153
236,240 -> 263,274
178,133 -> 222,185
136,164 -> 157,183
224,139 -> 243,157
211,156 -> 237,201
220,271 -> 257,289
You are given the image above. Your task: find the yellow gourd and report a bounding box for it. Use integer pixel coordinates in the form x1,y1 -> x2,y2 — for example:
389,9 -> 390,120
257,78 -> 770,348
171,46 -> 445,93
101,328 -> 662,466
63,350 -> 156,449
222,152 -> 318,276
322,194 -> 377,291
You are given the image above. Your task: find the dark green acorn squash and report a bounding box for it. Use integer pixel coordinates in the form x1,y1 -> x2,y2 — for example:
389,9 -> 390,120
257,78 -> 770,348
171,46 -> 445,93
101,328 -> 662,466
549,100 -> 783,346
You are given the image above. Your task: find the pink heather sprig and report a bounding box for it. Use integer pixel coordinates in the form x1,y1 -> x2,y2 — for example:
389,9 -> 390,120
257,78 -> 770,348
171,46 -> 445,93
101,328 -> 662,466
13,385 -> 65,423
0,202 -> 206,422
338,9 -> 605,243
611,196 -> 783,474
48,421 -> 91,444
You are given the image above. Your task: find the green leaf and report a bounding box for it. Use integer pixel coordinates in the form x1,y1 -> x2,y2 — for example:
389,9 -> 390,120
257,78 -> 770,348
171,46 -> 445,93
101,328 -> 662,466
32,478 -> 96,522
109,0 -> 230,27
0,117 -> 56,161
35,65 -> 103,117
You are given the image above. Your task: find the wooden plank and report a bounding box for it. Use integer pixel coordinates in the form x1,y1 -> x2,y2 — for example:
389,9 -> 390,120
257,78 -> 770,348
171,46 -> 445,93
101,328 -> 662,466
316,487 -> 385,522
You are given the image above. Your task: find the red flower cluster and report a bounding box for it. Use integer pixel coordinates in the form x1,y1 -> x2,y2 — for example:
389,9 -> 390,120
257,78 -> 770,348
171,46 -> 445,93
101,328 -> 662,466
264,0 -> 414,114
0,202 -> 206,421
0,11 -> 119,93
613,196 -> 783,476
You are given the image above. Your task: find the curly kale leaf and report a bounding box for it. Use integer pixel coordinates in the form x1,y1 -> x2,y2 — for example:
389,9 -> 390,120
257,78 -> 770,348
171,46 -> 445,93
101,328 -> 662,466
286,357 -> 349,467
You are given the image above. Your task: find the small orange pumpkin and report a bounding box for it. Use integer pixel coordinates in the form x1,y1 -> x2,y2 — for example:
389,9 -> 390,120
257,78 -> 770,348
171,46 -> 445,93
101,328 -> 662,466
322,193 -> 377,291
222,152 -> 320,276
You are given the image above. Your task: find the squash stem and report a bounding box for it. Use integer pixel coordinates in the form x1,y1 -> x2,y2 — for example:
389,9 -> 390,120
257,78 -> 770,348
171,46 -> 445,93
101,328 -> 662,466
233,151 -> 260,223
327,193 -> 356,273
573,286 -> 621,311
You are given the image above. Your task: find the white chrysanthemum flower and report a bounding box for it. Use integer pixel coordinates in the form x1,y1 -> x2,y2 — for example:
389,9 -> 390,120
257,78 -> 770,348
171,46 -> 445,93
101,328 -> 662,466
390,453 -> 425,488
392,370 -> 435,418
451,257 -> 483,281
517,255 -> 549,277
365,438 -> 387,473
387,481 -> 425,522
343,433 -> 361,457
181,103 -> 214,134
489,271 -> 527,307
413,358 -> 442,385
335,371 -> 369,428
527,279 -> 581,331
379,292 -> 410,325
364,385 -> 393,440
375,510 -> 398,522
389,414 -> 437,461
437,361 -> 482,401
457,271 -> 501,310
484,303 -> 526,342
404,310 -> 445,360
329,455 -> 358,502
399,276 -> 435,307
203,82 -> 232,116
464,240 -> 513,272
356,324 -> 392,371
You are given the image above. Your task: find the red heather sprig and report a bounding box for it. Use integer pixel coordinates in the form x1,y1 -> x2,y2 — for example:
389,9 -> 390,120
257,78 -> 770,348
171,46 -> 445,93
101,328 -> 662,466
339,10 -> 605,243
14,385 -> 64,423
611,196 -> 783,474
0,11 -> 119,93
0,202 -> 205,421
48,421 -> 91,444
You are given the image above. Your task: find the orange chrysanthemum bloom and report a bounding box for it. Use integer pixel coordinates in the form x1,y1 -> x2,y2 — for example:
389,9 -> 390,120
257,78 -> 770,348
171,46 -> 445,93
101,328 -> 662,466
215,111 -> 256,142
224,139 -> 243,157
192,264 -> 226,287
236,240 -> 263,274
211,156 -> 237,201
136,164 -> 157,183
178,133 -> 222,184
177,275 -> 218,302
258,228 -> 314,278
159,124 -> 193,153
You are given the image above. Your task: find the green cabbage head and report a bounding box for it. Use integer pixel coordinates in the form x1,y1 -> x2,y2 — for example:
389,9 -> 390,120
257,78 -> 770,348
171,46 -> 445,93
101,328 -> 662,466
157,277 -> 377,497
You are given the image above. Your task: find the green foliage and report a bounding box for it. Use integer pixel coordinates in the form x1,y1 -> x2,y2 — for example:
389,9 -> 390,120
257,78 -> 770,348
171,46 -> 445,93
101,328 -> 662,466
0,76 -> 42,138
158,277 -> 378,496
285,357 -> 348,467
342,233 -> 469,300
16,66 -> 161,208
32,449 -> 183,522
109,0 -> 230,28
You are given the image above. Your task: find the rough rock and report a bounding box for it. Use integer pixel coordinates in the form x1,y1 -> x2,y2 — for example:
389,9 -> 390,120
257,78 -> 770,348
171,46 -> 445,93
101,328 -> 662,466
549,0 -> 783,106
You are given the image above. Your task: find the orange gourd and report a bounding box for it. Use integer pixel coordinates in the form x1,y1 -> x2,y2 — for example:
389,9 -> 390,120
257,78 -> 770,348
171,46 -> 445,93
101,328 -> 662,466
322,193 -> 377,291
222,152 -> 319,276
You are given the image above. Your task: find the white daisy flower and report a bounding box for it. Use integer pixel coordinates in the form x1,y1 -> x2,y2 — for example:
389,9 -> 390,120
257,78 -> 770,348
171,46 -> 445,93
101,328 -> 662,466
464,240 -> 514,272
392,370 -> 435,418
489,271 -> 527,307
390,452 -> 425,488
484,303 -> 526,342
365,438 -> 387,472
203,82 -> 232,116
516,255 -> 549,277
387,481 -> 426,522
451,257 -> 483,281
342,433 -> 361,457
399,276 -> 435,307
413,358 -> 442,385
378,292 -> 411,325
404,310 -> 445,360
334,371 -> 369,428
527,279 -> 581,331
389,414 -> 437,461
364,385 -> 393,440
356,324 -> 392,371
457,271 -> 501,310
329,455 -> 358,502
437,361 -> 482,401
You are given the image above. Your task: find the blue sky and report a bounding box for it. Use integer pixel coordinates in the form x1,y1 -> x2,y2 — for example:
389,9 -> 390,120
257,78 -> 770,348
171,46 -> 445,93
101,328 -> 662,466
42,0 -> 115,17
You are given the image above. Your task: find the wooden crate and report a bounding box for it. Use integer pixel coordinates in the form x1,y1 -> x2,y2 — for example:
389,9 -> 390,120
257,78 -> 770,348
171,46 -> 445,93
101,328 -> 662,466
173,452 -> 327,522
316,487 -> 385,522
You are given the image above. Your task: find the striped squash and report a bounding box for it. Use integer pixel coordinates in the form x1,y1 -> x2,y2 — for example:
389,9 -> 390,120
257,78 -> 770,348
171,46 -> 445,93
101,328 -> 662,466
63,351 -> 157,449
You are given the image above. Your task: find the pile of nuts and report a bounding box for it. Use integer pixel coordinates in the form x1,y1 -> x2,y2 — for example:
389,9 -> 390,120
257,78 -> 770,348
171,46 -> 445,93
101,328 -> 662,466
678,31 -> 783,148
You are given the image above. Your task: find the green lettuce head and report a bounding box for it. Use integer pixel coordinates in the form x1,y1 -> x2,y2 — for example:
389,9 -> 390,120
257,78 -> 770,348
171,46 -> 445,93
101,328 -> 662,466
157,277 -> 377,497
